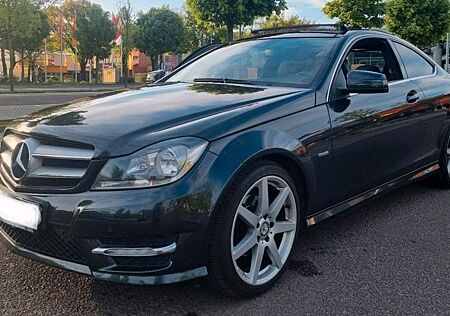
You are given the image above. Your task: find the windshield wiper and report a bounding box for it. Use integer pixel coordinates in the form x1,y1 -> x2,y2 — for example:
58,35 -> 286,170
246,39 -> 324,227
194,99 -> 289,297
193,78 -> 262,86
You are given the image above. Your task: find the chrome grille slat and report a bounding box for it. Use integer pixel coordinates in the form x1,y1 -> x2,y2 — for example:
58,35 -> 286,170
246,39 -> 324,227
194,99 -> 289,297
28,167 -> 86,179
0,151 -> 12,168
32,145 -> 94,161
2,134 -> 22,151
0,131 -> 95,190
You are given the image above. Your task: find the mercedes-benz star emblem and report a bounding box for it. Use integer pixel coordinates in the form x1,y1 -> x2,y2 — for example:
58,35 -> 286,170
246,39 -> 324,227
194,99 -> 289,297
11,141 -> 30,180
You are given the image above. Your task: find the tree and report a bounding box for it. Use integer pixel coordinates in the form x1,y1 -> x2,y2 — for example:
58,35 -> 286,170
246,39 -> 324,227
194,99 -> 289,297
47,0 -> 114,82
0,0 -> 44,91
134,7 -> 184,70
118,1 -> 136,87
385,0 -> 450,47
323,0 -> 385,28
186,0 -> 287,42
180,8 -> 226,53
76,1 -> 115,82
258,12 -> 314,29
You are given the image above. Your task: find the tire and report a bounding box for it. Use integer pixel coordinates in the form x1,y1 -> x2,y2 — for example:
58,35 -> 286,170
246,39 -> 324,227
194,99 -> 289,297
436,128 -> 450,188
207,160 -> 302,298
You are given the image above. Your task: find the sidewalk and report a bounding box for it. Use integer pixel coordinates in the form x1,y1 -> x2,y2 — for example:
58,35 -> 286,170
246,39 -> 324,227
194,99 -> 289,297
0,83 -> 143,94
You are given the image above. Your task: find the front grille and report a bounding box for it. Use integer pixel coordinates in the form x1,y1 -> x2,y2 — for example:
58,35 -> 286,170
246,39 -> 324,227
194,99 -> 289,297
0,130 -> 95,190
0,221 -> 87,264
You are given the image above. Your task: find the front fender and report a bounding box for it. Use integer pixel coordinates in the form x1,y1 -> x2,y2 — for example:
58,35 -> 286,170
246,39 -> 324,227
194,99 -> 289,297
207,124 -> 332,215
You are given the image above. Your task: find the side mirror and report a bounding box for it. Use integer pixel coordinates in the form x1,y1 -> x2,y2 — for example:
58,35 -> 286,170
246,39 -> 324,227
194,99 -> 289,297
343,70 -> 389,94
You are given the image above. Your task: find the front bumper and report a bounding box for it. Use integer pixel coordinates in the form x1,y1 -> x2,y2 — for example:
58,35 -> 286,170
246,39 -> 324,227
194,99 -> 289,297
0,151 -> 231,285
0,227 -> 208,284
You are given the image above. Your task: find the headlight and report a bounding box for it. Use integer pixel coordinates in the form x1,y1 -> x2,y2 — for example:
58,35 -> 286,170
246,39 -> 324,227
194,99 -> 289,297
92,137 -> 208,190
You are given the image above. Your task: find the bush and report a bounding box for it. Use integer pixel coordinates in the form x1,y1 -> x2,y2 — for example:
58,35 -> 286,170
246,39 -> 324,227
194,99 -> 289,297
134,73 -> 147,84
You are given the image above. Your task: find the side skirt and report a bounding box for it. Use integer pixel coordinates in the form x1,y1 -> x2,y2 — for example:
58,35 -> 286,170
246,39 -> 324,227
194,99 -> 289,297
306,162 -> 440,226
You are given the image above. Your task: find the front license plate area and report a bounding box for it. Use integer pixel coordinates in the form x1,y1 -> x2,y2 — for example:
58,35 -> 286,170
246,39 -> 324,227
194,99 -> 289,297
0,191 -> 41,232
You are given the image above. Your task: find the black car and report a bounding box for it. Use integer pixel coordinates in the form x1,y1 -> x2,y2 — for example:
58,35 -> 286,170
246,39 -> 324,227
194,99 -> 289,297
1,25 -> 450,298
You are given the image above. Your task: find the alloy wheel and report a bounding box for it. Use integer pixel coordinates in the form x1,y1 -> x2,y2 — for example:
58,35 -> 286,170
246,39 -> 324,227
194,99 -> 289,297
230,175 -> 297,286
447,137 -> 450,175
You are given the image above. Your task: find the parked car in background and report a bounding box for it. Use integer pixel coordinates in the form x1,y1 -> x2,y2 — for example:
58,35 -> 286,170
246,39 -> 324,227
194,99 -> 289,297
146,69 -> 165,83
1,25 -> 450,298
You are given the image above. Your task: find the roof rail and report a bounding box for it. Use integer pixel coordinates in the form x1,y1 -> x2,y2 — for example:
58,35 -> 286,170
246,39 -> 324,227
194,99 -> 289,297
251,24 -> 350,37
348,27 -> 392,35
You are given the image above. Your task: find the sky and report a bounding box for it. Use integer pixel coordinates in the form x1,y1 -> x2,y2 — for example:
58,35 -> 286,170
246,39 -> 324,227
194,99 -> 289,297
91,0 -> 333,24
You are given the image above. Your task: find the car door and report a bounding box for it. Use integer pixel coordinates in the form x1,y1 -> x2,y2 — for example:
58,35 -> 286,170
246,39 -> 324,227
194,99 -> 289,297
392,41 -> 450,168
327,37 -> 427,204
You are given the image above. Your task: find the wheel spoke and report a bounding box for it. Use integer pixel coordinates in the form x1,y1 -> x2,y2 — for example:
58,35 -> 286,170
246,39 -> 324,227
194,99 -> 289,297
269,187 -> 290,219
258,178 -> 270,215
267,239 -> 283,269
249,243 -> 265,284
232,232 -> 257,261
237,205 -> 258,228
272,220 -> 296,234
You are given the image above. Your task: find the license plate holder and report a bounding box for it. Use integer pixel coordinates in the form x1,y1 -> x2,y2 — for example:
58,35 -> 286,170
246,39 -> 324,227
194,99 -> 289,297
0,190 -> 41,232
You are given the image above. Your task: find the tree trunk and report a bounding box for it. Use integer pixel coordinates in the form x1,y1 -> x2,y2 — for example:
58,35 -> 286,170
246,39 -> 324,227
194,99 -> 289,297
95,56 -> 100,84
0,49 -> 7,80
227,22 -> 234,42
80,62 -> 87,82
28,58 -> 32,82
150,56 -> 157,72
7,36 -> 14,92
20,50 -> 25,82
124,52 -> 128,88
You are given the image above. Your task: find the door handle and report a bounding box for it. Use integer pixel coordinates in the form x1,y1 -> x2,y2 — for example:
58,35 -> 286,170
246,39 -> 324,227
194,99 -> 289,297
406,90 -> 420,103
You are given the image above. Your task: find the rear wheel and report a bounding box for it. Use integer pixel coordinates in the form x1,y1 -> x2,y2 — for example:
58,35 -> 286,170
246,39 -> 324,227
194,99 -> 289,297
208,161 -> 301,298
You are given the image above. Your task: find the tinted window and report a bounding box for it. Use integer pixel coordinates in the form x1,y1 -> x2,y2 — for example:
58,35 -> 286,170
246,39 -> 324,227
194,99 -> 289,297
168,38 -> 338,87
394,43 -> 434,78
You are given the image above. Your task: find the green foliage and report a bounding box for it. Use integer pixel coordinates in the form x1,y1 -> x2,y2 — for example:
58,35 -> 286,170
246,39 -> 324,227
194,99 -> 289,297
134,6 -> 184,64
323,0 -> 385,28
259,12 -> 314,29
186,0 -> 287,41
47,0 -> 114,68
180,8 -> 226,52
76,1 -> 115,62
386,0 -> 450,47
0,0 -> 48,89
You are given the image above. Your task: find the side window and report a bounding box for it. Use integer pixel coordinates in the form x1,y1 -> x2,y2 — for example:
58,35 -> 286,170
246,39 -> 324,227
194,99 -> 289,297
344,39 -> 403,82
393,42 -> 435,78
331,38 -> 403,102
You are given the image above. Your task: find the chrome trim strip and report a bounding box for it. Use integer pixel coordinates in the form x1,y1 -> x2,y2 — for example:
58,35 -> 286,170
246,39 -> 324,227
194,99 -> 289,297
306,163 -> 440,226
92,242 -> 177,257
33,145 -> 94,160
0,226 -> 91,275
28,167 -> 86,179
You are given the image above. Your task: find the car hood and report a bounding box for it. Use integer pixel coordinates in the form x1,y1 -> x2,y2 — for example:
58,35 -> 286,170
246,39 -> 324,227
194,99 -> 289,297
10,82 -> 310,157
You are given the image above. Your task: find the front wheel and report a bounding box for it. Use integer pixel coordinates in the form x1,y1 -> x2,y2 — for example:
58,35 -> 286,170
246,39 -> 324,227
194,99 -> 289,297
436,128 -> 450,188
208,161 -> 301,298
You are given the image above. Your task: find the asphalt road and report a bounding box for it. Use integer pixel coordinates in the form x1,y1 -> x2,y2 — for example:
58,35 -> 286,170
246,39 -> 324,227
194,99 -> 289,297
0,91 -> 103,106
0,182 -> 449,315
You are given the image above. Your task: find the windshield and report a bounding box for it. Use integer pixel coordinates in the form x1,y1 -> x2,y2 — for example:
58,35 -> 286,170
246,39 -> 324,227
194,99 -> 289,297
167,38 -> 338,87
